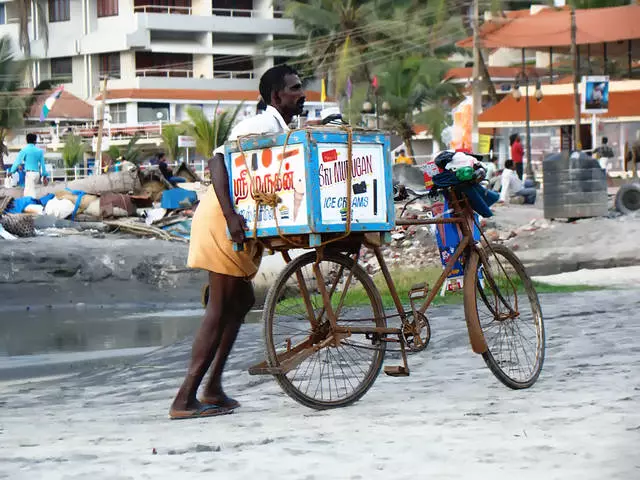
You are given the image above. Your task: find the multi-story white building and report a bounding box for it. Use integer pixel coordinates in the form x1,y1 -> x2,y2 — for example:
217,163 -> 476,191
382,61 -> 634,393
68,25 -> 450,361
0,0 -> 328,128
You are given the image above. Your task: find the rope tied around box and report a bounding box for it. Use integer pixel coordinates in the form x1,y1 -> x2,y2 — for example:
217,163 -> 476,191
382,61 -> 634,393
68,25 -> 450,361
236,125 -> 357,249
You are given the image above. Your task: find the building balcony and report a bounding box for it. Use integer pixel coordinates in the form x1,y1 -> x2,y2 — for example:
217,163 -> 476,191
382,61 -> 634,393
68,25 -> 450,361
212,8 -> 256,18
213,70 -> 256,80
134,76 -> 257,91
135,68 -> 194,78
133,4 -> 192,15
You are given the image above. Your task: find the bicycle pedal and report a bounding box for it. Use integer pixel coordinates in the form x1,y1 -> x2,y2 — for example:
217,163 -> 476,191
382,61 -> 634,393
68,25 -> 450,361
408,282 -> 429,300
383,366 -> 410,377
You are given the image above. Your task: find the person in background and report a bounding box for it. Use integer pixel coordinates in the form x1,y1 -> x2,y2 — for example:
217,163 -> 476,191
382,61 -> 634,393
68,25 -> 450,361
395,149 -> 413,165
499,159 -> 536,205
510,133 -> 524,180
9,133 -> 48,198
594,136 -> 614,174
157,152 -> 172,181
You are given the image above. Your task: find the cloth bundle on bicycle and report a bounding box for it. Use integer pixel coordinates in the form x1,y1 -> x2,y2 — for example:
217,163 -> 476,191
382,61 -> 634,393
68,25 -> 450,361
432,150 -> 499,218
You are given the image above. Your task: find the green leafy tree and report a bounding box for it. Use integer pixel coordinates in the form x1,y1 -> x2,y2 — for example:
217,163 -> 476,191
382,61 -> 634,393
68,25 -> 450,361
278,0 -> 418,93
0,36 -> 52,174
377,55 -> 460,158
106,134 -> 144,165
161,123 -> 187,162
61,134 -> 86,169
183,104 -> 242,158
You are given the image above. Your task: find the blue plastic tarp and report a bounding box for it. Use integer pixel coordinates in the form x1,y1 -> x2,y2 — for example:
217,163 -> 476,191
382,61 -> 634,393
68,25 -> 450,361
160,188 -> 198,210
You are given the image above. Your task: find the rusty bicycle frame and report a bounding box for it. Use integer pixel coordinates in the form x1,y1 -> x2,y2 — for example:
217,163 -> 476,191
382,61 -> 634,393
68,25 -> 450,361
249,187 -> 506,377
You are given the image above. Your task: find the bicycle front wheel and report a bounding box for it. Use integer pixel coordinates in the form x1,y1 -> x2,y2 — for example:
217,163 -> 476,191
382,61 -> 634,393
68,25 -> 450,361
464,243 -> 545,389
263,251 -> 386,410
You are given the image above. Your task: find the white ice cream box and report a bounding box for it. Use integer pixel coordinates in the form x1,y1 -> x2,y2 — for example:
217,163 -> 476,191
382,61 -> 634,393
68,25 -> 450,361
225,128 -> 394,241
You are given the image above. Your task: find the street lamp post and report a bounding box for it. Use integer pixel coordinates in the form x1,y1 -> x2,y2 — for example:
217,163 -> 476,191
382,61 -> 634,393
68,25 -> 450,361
157,111 -> 164,134
512,70 -> 543,181
361,101 -> 374,128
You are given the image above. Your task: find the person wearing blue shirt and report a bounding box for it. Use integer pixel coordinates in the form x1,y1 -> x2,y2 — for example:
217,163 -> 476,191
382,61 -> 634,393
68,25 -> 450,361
9,133 -> 48,198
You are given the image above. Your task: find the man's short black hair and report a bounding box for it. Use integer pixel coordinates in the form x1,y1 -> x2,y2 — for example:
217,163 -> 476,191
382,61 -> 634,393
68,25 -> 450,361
505,159 -> 514,169
259,64 -> 299,106
509,133 -> 518,146
26,133 -> 37,144
602,136 -> 608,144
157,151 -> 166,160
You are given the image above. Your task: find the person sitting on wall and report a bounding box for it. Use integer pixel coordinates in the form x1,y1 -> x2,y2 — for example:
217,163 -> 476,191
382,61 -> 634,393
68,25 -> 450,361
499,159 -> 536,205
395,149 -> 413,165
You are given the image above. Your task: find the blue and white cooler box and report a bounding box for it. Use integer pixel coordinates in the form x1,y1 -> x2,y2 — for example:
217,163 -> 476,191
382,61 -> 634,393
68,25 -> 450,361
225,129 -> 394,240
435,197 -> 481,292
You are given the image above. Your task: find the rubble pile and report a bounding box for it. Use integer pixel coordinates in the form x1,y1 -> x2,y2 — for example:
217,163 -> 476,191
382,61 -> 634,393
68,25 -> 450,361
0,162 -> 207,242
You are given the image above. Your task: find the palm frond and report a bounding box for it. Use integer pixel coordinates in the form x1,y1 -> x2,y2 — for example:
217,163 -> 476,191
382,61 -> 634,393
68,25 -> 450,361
161,124 -> 185,162
61,134 -> 86,169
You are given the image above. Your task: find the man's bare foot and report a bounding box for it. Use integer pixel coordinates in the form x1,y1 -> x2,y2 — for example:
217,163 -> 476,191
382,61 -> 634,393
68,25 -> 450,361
200,392 -> 241,409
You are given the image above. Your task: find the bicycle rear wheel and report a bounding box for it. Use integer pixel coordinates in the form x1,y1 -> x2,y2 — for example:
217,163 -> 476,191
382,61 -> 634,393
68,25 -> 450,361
464,243 -> 545,389
263,251 -> 386,410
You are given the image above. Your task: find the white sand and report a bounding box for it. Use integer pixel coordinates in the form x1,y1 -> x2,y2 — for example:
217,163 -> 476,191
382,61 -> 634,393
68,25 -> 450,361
1,290 -> 639,480
534,266 -> 640,287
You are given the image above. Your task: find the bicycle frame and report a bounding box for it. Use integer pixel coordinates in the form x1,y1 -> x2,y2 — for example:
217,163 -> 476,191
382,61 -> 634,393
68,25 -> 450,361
331,189 -> 487,353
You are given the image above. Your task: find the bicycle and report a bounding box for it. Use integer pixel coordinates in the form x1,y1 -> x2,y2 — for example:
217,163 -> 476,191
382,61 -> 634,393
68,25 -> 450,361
246,183 -> 546,410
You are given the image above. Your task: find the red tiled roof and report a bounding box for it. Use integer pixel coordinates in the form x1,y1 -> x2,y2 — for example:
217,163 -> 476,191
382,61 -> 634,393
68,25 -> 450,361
96,89 -> 330,102
444,66 -> 548,82
27,89 -> 93,120
479,90 -> 640,124
458,5 -> 640,54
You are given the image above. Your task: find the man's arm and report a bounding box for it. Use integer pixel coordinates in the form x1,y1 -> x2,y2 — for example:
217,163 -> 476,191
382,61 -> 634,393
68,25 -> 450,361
9,151 -> 25,174
38,150 -> 48,177
209,152 -> 247,244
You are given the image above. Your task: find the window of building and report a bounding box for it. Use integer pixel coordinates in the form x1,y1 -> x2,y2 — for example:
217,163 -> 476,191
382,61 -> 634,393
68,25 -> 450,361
107,103 -> 127,124
138,102 -> 170,123
50,57 -> 73,83
0,5 -> 6,25
97,0 -> 119,17
99,53 -> 121,79
49,0 -> 70,22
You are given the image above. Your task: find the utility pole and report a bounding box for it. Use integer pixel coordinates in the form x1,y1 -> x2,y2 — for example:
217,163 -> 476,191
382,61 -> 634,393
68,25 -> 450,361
471,0 -> 481,153
94,76 -> 108,175
570,5 -> 581,151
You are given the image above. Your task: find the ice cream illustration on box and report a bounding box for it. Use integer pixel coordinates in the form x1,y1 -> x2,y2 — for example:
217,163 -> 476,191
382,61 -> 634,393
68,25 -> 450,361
293,170 -> 305,221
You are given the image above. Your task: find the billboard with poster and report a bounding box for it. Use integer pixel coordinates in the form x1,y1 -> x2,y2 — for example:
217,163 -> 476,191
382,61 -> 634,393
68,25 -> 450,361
582,76 -> 609,114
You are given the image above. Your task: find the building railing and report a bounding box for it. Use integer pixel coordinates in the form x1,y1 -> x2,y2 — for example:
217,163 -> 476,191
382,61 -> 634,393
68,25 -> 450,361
135,68 -> 193,78
49,74 -> 72,84
133,5 -> 192,15
273,10 -> 285,18
213,70 -> 255,79
41,161 -> 208,183
212,8 -> 257,17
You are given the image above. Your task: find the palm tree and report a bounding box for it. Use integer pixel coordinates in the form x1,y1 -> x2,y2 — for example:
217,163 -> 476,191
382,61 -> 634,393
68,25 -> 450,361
61,133 -> 86,169
16,0 -> 49,59
278,0 -> 416,94
182,104 -> 242,158
377,55 -> 460,159
0,35 -> 51,175
161,124 -> 186,162
106,134 -> 144,165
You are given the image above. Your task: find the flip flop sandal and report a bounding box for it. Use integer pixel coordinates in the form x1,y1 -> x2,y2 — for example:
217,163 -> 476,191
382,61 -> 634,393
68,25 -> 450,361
199,396 -> 241,410
169,404 -> 233,420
